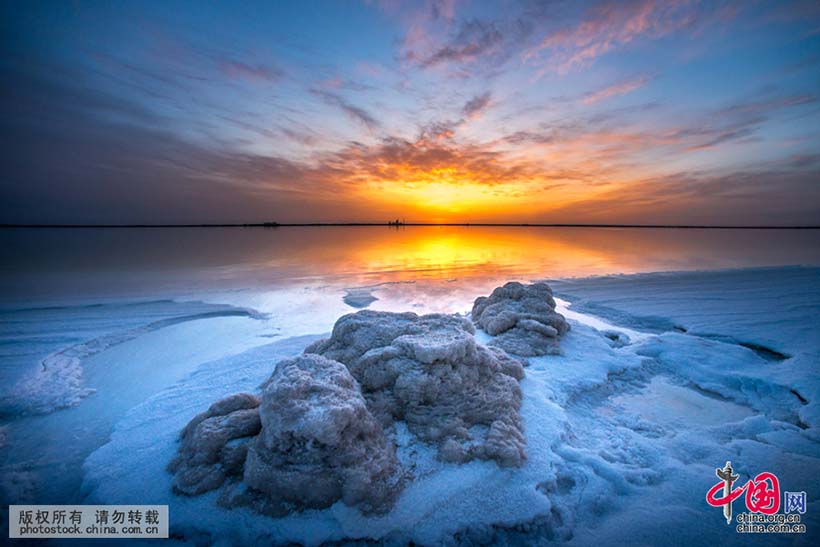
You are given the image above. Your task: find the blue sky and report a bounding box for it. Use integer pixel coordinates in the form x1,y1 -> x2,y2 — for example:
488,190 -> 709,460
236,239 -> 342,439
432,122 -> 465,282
1,0 -> 819,224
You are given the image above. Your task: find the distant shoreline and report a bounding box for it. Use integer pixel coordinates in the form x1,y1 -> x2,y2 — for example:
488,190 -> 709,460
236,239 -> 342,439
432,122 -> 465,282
0,222 -> 820,230
1,223 -> 819,229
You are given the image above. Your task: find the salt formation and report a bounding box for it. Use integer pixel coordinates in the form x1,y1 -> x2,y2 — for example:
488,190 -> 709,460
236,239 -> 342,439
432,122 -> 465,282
306,311 -> 526,467
241,354 -> 401,515
472,282 -> 570,356
169,355 -> 400,515
168,393 -> 261,496
170,309 -> 527,516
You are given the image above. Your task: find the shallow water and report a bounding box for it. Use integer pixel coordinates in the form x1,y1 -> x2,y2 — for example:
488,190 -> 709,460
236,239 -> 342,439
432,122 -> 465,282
2,226 -> 819,303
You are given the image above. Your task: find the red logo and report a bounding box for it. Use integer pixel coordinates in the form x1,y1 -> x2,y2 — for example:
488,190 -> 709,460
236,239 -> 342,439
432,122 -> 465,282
706,461 -> 780,524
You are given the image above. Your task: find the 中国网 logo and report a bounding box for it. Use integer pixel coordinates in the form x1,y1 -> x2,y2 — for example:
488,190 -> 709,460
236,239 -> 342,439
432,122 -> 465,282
705,461 -> 807,534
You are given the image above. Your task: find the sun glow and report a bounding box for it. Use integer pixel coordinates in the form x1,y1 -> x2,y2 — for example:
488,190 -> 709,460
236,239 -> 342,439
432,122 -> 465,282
358,165 -> 545,218
392,180 -> 502,211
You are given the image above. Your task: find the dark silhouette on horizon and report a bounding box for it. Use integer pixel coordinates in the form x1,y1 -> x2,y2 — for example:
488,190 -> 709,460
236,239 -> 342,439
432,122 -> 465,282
1,222 -> 819,230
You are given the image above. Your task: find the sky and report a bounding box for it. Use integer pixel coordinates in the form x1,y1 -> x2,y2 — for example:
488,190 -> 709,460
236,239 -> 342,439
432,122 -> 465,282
1,0 -> 819,225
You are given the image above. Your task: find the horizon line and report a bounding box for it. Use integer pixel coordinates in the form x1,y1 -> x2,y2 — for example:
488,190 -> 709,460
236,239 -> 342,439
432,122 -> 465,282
2,222 -> 819,230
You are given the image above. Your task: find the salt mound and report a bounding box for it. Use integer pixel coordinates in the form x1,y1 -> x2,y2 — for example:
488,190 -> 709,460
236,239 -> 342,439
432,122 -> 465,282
241,354 -> 401,515
168,393 -> 261,496
169,355 -> 401,515
306,311 -> 526,467
472,282 -> 570,356
170,310 -> 526,518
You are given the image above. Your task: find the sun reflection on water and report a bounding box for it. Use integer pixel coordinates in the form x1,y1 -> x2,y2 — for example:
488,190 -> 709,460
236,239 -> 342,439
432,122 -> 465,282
1,226 -> 819,302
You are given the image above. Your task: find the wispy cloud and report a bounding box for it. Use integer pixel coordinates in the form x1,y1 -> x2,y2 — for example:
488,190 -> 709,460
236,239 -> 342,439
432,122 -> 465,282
420,19 -> 503,67
219,59 -> 283,82
5,66 -> 818,225
418,120 -> 459,142
311,89 -> 381,130
462,92 -> 492,118
503,91 -> 817,159
581,75 -> 651,105
369,0 -> 456,22
546,167 -> 820,225
526,0 -> 727,74
400,16 -> 506,73
414,92 -> 494,143
671,93 -> 817,151
280,126 -> 318,146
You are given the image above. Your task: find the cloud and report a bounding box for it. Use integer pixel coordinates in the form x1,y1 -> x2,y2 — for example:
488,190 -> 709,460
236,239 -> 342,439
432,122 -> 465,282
1,63 -> 571,222
422,19 -> 503,67
670,93 -> 817,151
581,75 -> 651,104
788,152 -> 820,168
219,59 -> 283,82
322,136 -> 541,187
368,0 -> 455,21
311,89 -> 381,130
280,126 -> 318,146
547,167 -> 820,226
317,74 -> 374,92
527,0 -> 727,74
503,91 -> 817,160
402,18 -> 505,71
0,66 -> 359,223
462,92 -> 492,118
418,120 -> 459,142
413,92 -> 493,143
429,0 -> 457,22
4,67 -> 818,226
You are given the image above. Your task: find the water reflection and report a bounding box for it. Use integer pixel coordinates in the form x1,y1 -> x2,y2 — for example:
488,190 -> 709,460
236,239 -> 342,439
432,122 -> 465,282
1,226 -> 819,302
